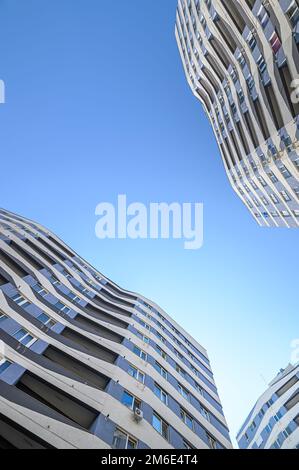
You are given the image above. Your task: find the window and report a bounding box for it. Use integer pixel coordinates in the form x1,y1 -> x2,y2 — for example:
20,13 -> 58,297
0,358 -> 12,374
270,194 -> 279,204
55,301 -> 71,315
142,335 -> 150,344
207,433 -> 217,449
37,313 -> 55,328
113,428 -> 138,449
250,421 -> 256,431
156,345 -> 167,360
69,293 -> 81,303
127,364 -> 145,384
274,411 -> 283,422
0,312 -> 7,324
152,413 -> 169,440
259,408 -> 265,419
261,196 -> 269,206
13,328 -> 37,347
176,364 -> 186,378
256,434 -> 263,448
200,406 -> 210,422
279,165 -> 291,179
183,440 -> 194,449
32,284 -> 48,297
174,349 -> 184,360
267,172 -> 278,183
12,294 -> 31,309
121,391 -> 141,411
82,288 -> 91,295
49,275 -> 60,286
154,383 -> 168,405
180,408 -> 194,430
269,31 -> 281,54
265,423 -> 272,434
133,346 -> 147,361
280,191 -> 291,202
195,383 -> 204,395
257,176 -> 267,187
286,0 -> 299,27
283,426 -> 292,438
178,383 -> 190,401
273,439 -> 281,449
140,320 -> 150,331
154,361 -> 167,380
156,332 -> 166,344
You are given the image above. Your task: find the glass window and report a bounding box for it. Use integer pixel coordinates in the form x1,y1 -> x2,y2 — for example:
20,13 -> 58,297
183,440 -> 194,449
121,391 -> 141,411
133,346 -> 147,361
12,294 -> 31,308
195,383 -> 204,395
156,345 -> 167,359
280,191 -> 291,202
0,359 -> 12,374
176,364 -> 186,377
154,383 -> 168,405
286,1 -> 299,27
154,362 -> 167,380
283,426 -> 292,438
37,313 -> 55,328
55,302 -> 71,314
279,165 -> 291,179
127,364 -> 145,384
250,421 -> 256,431
200,406 -> 210,421
270,193 -> 279,204
13,328 -> 36,347
178,384 -> 189,400
113,428 -> 137,449
0,312 -> 7,324
121,391 -> 134,409
207,433 -> 217,449
152,413 -> 169,440
32,284 -> 48,297
180,408 -> 194,430
128,365 -> 137,379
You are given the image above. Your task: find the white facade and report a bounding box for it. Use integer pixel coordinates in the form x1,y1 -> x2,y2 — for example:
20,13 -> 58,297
176,0 -> 299,227
0,208 -> 232,449
237,363 -> 299,449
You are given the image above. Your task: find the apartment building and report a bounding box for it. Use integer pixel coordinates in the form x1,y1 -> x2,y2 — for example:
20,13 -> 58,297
237,363 -> 299,449
0,208 -> 231,449
175,0 -> 299,227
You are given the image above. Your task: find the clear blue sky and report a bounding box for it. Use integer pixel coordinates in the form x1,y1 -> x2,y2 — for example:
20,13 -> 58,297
0,0 -> 298,445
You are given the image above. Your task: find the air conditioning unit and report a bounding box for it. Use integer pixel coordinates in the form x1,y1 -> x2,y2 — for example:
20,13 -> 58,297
134,408 -> 143,423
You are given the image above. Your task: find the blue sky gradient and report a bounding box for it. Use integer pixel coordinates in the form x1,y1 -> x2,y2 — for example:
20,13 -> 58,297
0,0 -> 298,444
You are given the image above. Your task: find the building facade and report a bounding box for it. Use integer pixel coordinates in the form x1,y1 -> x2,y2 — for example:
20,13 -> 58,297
237,363 -> 299,449
0,208 -> 231,449
175,0 -> 299,227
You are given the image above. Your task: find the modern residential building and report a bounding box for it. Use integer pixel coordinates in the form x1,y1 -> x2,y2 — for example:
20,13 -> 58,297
175,0 -> 299,227
237,363 -> 299,449
0,208 -> 231,449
